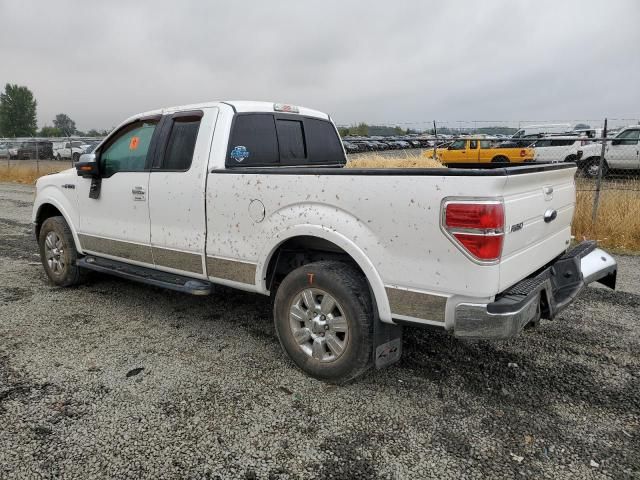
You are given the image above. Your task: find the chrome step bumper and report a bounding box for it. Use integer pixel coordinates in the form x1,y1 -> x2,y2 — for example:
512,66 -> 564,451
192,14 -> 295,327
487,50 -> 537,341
453,242 -> 616,340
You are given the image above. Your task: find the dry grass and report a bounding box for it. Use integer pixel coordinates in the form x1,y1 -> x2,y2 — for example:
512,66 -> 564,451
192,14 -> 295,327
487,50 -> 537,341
0,161 -> 70,184
2,155 -> 638,252
573,184 -> 640,252
346,152 -> 442,169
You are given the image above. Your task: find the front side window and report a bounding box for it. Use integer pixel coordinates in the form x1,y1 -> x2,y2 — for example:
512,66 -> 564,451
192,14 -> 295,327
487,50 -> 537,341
100,120 -> 157,177
449,140 -> 466,150
615,129 -> 640,145
469,140 -> 478,149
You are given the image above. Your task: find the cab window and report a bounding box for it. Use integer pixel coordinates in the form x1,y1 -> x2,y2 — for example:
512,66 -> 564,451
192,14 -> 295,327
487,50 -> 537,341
469,140 -> 478,149
226,113 -> 345,167
227,114 -> 279,166
448,140 -> 466,150
99,120 -> 158,177
615,129 -> 640,145
480,140 -> 492,149
159,116 -> 201,170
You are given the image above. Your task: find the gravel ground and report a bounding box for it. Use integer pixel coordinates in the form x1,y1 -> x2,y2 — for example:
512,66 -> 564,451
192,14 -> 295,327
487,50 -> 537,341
0,182 -> 638,479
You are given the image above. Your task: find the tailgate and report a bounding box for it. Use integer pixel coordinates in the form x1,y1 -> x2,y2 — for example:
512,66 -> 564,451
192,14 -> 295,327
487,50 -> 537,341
499,165 -> 576,291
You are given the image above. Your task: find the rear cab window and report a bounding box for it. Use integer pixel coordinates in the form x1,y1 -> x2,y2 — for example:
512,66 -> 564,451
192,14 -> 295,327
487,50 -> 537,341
153,112 -> 203,171
226,113 -> 345,167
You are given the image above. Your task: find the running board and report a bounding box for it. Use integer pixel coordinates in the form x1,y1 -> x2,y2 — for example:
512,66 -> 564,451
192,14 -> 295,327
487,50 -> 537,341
77,255 -> 213,296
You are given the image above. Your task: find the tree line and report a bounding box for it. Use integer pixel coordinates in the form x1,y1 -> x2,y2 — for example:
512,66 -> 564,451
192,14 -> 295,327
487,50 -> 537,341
338,122 -> 420,137
0,83 -> 110,138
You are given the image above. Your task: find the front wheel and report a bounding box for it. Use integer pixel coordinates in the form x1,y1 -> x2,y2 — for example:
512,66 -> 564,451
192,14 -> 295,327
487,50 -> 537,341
273,261 -> 374,383
38,216 -> 84,287
580,157 -> 608,179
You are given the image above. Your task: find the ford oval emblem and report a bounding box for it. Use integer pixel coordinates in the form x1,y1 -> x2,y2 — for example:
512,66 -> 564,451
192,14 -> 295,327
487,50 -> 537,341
544,209 -> 558,223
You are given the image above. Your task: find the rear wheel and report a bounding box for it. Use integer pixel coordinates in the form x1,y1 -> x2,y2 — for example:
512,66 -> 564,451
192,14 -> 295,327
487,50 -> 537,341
38,216 -> 84,287
273,261 -> 374,383
72,152 -> 80,162
491,155 -> 509,164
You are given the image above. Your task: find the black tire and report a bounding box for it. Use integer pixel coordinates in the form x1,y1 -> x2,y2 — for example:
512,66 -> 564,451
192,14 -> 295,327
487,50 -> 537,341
491,155 -> 509,164
580,157 -> 608,179
72,152 -> 80,162
38,216 -> 84,287
273,261 -> 374,383
56,154 -> 62,161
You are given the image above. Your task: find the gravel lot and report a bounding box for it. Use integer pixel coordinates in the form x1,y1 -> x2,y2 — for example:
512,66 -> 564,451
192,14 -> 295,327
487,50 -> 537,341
0,182 -> 638,479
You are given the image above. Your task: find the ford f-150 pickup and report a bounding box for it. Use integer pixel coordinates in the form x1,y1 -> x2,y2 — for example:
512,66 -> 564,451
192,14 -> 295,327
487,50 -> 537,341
32,101 -> 617,383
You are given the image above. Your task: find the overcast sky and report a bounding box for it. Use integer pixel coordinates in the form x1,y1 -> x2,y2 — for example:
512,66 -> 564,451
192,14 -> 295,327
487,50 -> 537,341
1,0 -> 639,131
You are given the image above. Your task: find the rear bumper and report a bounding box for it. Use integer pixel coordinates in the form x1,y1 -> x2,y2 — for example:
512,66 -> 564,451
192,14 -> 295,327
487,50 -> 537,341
453,241 -> 616,339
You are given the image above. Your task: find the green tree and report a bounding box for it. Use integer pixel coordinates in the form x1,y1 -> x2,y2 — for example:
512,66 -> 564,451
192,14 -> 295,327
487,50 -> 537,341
53,113 -> 76,136
352,122 -> 369,136
0,84 -> 38,137
39,125 -> 62,137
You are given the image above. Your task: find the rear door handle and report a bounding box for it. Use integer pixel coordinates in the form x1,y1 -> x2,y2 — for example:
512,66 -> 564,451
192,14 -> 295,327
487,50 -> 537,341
131,186 -> 145,195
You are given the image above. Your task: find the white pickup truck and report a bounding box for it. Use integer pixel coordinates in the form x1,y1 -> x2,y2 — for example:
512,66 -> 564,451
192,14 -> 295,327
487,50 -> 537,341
32,101 -> 617,382
578,126 -> 640,177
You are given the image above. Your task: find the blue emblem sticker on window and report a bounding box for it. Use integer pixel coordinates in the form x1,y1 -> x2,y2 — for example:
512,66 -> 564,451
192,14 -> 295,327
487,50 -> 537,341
230,145 -> 250,162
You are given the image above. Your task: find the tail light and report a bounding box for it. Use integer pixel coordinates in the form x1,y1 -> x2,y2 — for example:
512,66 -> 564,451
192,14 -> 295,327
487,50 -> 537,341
442,200 -> 505,263
520,149 -> 527,157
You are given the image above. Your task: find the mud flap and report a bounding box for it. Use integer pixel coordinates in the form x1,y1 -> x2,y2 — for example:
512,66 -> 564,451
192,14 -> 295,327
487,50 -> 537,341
373,320 -> 403,369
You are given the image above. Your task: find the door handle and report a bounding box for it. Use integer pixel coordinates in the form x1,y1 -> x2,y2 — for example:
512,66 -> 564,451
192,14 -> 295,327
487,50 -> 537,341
131,186 -> 145,195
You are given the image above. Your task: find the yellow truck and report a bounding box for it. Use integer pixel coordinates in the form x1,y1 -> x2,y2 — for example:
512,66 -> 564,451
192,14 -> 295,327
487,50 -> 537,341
425,138 -> 534,164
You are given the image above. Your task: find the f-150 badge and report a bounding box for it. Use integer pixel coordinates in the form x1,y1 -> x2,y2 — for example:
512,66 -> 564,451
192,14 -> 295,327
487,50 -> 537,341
230,145 -> 250,162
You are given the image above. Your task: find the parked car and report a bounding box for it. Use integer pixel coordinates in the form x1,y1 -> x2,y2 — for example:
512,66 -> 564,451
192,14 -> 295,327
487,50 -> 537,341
5,143 -> 19,159
54,141 -> 90,162
531,136 -> 585,163
425,138 -> 534,164
577,126 -> 640,178
511,124 -> 572,139
342,141 -> 360,154
370,141 -> 388,150
0,143 -> 10,159
359,141 -> 372,150
32,100 -> 616,383
16,141 -> 54,160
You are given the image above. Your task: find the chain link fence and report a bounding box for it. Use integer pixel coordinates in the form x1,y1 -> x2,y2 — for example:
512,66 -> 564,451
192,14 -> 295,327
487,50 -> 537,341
2,117 -> 638,250
0,136 -> 105,171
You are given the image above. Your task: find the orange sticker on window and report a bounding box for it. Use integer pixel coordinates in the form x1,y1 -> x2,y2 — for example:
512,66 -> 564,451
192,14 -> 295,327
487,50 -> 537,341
129,136 -> 140,150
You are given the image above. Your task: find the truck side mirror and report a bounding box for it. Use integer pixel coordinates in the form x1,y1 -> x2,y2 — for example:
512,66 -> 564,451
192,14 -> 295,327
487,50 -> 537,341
76,157 -> 99,178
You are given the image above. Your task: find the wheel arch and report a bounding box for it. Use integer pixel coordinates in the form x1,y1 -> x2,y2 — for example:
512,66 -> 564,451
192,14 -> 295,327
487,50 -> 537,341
33,197 -> 81,252
258,226 -> 392,323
